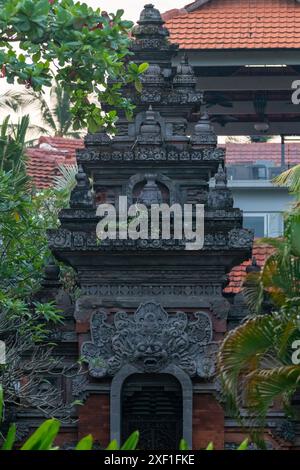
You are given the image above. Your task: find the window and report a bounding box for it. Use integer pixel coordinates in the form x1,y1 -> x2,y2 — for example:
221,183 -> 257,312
243,215 -> 266,237
243,213 -> 284,238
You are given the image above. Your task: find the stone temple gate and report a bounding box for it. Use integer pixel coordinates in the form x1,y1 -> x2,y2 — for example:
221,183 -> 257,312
45,4 -> 253,449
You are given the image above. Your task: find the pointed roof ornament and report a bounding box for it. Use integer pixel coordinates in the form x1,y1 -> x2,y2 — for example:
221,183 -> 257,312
191,112 -> 217,146
70,165 -> 95,209
138,4 -> 165,25
246,257 -> 261,274
131,4 -> 178,60
215,163 -> 227,189
138,105 -> 162,142
132,3 -> 169,39
173,53 -> 197,88
43,256 -> 60,282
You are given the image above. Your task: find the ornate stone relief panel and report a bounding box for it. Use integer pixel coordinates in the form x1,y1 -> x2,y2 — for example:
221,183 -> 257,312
81,301 -> 218,379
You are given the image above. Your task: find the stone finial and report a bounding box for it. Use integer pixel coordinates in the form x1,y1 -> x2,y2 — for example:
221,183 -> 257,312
215,164 -> 227,188
138,4 -> 164,25
131,4 -> 174,50
138,175 -> 163,207
133,3 -> 168,39
141,106 -> 160,133
207,164 -> 234,210
246,257 -> 261,274
140,63 -> 164,85
70,165 -> 95,209
43,256 -> 60,281
173,53 -> 197,88
190,112 -> 217,146
138,106 -> 162,142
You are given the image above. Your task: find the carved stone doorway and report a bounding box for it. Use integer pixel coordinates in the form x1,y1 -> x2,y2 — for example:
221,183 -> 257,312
121,374 -> 183,450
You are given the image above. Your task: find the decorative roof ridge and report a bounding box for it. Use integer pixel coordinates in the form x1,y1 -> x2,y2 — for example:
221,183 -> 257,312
161,7 -> 188,22
185,0 -> 211,13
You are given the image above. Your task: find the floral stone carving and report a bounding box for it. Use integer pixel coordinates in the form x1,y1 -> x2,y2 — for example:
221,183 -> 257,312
81,301 -> 217,379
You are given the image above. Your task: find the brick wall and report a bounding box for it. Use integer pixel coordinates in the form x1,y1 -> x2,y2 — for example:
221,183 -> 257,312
192,394 -> 224,450
78,394 -> 110,447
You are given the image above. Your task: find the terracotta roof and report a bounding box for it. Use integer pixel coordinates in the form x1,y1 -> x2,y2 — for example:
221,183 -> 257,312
225,142 -> 300,166
164,0 -> 300,50
26,137 -> 81,189
224,243 -> 275,294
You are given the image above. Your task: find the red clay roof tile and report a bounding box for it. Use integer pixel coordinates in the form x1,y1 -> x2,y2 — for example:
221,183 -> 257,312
225,142 -> 300,166
224,243 -> 276,294
164,0 -> 300,49
26,136 -> 82,189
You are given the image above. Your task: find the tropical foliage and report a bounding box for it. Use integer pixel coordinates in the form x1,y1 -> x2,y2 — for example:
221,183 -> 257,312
0,114 -> 77,422
0,0 -> 148,132
218,167 -> 300,440
29,81 -> 84,138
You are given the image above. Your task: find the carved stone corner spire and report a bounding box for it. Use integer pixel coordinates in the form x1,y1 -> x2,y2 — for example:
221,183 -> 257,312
34,256 -> 62,304
215,163 -> 227,188
173,53 -> 197,89
207,164 -> 234,210
42,256 -> 61,288
69,165 -> 95,209
131,4 -> 178,59
137,106 -> 163,143
190,112 -> 217,147
140,63 -> 164,86
246,256 -> 261,274
133,4 -> 168,39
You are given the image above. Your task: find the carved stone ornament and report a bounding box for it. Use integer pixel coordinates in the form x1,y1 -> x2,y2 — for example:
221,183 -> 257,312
69,165 -> 95,209
207,165 -> 234,210
76,147 -> 225,163
228,228 -> 254,248
81,301 -> 217,379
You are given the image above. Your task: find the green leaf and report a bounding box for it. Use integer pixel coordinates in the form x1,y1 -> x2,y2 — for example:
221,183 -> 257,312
2,423 -> 16,450
21,418 -> 60,450
75,434 -> 93,450
138,63 -> 149,74
105,439 -> 119,450
179,439 -> 189,450
206,442 -> 214,450
120,431 -> 139,450
134,80 -> 142,93
237,438 -> 249,450
32,52 -> 41,63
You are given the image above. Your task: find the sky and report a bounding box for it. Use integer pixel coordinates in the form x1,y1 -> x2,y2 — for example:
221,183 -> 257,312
84,1 -> 186,21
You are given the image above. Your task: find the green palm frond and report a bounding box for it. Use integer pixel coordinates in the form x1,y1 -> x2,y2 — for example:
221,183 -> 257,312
218,315 -> 276,400
245,366 -> 300,417
273,164 -> 300,194
242,272 -> 264,315
53,163 -> 78,193
33,91 -> 57,133
0,115 -> 30,174
52,83 -> 73,136
0,90 -> 31,112
218,303 -> 300,436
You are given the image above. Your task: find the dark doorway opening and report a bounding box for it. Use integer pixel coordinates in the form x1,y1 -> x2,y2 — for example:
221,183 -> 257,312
121,374 -> 183,450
